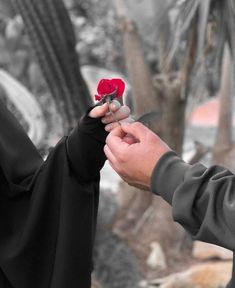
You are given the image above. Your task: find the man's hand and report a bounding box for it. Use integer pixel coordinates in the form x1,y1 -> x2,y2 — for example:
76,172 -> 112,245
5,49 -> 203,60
104,122 -> 171,189
89,100 -> 133,131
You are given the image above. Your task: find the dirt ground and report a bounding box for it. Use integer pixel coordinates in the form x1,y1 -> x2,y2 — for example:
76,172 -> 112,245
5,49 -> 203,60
113,197 -> 201,282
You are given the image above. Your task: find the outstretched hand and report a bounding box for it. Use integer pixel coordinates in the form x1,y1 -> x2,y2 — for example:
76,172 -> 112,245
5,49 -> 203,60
104,122 -> 171,189
89,100 -> 133,132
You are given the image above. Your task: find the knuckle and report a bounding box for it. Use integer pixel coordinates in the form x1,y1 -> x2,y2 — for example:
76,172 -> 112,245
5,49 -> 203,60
115,166 -> 122,174
113,100 -> 121,109
122,105 -> 131,115
120,118 -> 129,124
105,123 -> 112,131
105,133 -> 112,144
128,117 -> 135,123
117,152 -> 126,163
132,121 -> 142,129
104,115 -> 111,123
116,165 -> 126,176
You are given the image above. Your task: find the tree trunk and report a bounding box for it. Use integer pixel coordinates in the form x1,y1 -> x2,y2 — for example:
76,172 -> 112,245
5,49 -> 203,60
111,1 -> 187,251
155,1 -> 173,73
111,0 -> 160,237
210,43 -> 235,172
212,43 -> 233,164
112,0 -> 161,119
154,72 -> 184,155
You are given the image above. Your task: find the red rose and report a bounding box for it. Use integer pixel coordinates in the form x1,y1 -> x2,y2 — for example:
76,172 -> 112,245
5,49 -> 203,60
95,78 -> 125,101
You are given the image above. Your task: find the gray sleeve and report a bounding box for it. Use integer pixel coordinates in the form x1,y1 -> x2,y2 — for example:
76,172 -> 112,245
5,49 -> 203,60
151,151 -> 235,251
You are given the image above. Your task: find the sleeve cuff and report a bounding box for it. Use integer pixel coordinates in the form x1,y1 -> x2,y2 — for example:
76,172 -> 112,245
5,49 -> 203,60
66,107 -> 108,181
150,151 -> 191,205
77,107 -> 108,145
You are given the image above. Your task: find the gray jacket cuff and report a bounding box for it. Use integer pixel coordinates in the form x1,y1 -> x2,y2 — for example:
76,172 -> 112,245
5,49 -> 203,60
151,151 -> 191,204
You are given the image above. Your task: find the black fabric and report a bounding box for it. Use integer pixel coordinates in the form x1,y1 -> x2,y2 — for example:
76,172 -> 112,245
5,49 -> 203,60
0,101 -> 107,288
151,152 -> 235,287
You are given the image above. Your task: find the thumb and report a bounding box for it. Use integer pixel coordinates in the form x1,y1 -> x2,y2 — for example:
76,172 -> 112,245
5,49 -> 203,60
120,122 -> 149,142
123,134 -> 137,144
89,103 -> 108,118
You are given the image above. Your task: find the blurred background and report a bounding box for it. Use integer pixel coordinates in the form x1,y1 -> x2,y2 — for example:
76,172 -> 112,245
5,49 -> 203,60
0,0 -> 234,287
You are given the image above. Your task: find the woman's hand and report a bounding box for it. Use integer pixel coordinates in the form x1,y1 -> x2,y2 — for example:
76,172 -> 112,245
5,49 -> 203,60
89,100 -> 133,132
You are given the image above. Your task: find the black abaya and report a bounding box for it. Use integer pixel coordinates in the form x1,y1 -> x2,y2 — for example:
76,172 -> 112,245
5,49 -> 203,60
0,102 -> 107,288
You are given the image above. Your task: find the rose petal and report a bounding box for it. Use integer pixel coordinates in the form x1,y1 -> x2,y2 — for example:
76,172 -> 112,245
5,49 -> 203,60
97,79 -> 116,96
95,94 -> 102,101
95,78 -> 125,101
110,79 -> 125,97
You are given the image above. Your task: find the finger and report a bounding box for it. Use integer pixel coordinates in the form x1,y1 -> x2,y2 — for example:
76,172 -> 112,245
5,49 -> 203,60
120,122 -> 150,142
89,103 -> 108,118
102,105 -> 130,124
104,117 -> 134,132
103,100 -> 121,117
104,147 -> 122,177
123,134 -> 137,144
104,144 -> 117,165
109,100 -> 121,111
106,125 -> 126,140
105,127 -> 130,156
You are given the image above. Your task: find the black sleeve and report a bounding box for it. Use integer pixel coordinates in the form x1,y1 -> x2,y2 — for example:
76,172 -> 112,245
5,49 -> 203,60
151,151 -> 235,251
0,137 -> 100,288
0,100 -> 43,195
66,112 -> 108,182
0,103 -> 103,287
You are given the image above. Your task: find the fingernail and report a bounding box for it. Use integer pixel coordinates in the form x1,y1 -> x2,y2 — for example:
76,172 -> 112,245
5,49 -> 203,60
105,125 -> 111,132
111,100 -> 120,109
110,104 -> 116,110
